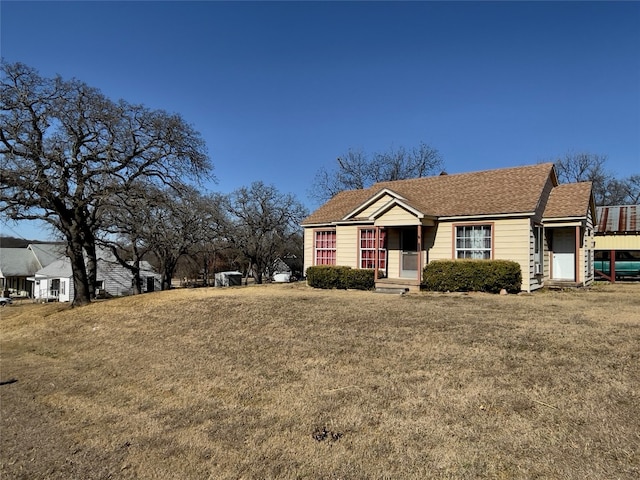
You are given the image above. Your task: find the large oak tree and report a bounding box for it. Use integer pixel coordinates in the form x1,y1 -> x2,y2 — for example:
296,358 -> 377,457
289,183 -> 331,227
0,62 -> 211,305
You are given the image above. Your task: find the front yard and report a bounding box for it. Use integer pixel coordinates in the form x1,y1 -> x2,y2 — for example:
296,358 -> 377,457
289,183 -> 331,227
1,283 -> 639,479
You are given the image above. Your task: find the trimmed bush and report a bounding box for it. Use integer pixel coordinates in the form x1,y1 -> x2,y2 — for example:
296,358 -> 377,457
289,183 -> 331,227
422,260 -> 522,293
306,266 -> 381,290
346,268 -> 378,290
306,266 -> 350,289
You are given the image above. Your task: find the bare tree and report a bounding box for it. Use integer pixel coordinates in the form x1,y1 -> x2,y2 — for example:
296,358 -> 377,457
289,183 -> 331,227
219,182 -> 308,284
97,186 -> 164,294
0,62 -> 211,305
623,174 -> 640,204
606,174 -> 640,205
311,142 -> 443,203
554,152 -> 639,206
143,188 -> 220,290
554,152 -> 612,205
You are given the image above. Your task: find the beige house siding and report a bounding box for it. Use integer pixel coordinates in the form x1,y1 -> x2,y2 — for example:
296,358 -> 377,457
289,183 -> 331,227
427,223 -> 453,261
359,195 -> 395,218
386,229 -> 401,278
303,228 -> 314,272
375,205 -> 422,226
594,234 -> 640,251
335,225 -> 358,267
493,218 -> 533,291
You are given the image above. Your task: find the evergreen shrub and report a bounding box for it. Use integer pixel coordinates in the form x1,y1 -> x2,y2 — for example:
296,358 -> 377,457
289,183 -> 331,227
422,260 -> 522,293
306,266 -> 381,290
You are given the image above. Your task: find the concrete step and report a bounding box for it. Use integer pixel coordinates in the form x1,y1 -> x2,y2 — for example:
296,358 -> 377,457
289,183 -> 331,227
375,287 -> 409,295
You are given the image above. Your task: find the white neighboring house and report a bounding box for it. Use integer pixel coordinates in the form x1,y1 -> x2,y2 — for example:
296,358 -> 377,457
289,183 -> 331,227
0,243 -> 65,297
30,252 -> 161,302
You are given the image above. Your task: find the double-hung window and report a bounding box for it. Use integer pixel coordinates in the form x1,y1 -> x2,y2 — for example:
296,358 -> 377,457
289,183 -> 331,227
455,225 -> 492,259
359,229 -> 386,269
314,230 -> 336,265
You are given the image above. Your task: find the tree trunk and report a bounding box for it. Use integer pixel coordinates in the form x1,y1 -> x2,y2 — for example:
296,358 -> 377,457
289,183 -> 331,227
83,236 -> 98,299
131,259 -> 143,295
251,261 -> 262,284
67,239 -> 91,307
161,258 -> 175,291
162,266 -> 173,291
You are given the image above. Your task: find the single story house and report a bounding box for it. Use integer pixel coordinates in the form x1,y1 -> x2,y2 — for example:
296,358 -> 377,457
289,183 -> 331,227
0,243 -> 65,297
302,163 -> 596,292
30,252 -> 161,302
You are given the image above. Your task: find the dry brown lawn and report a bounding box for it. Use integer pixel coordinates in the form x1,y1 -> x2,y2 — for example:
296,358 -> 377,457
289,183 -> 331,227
1,283 -> 639,479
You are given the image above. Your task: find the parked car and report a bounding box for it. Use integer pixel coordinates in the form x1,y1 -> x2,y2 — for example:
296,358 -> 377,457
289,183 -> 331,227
594,250 -> 640,279
0,296 -> 13,306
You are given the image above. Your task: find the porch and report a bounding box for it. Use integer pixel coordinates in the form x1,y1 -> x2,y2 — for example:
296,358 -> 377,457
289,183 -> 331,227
37,288 -> 60,302
372,224 -> 427,293
546,224 -> 593,288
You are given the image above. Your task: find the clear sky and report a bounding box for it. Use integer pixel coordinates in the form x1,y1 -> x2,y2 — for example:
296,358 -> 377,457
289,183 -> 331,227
1,1 -> 639,241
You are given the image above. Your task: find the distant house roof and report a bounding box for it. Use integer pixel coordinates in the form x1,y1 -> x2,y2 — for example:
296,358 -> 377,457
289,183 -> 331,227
0,248 -> 42,277
543,182 -> 594,219
28,243 -> 66,268
596,205 -> 640,234
303,163 -> 558,225
36,258 -> 73,278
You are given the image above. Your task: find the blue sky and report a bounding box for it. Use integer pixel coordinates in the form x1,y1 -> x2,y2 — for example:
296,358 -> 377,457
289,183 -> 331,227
1,1 -> 639,241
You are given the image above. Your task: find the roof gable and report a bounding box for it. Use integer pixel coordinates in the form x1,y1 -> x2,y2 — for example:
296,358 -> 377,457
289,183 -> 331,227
543,182 -> 594,220
368,197 -> 425,220
28,243 -> 66,268
36,258 -> 72,278
342,188 -> 406,220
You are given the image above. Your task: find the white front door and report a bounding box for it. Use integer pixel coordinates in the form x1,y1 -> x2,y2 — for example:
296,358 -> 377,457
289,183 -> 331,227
552,229 -> 575,280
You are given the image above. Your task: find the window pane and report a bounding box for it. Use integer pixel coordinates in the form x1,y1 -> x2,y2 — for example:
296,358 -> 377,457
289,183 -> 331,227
315,231 -> 336,265
359,229 -> 386,270
455,225 -> 492,259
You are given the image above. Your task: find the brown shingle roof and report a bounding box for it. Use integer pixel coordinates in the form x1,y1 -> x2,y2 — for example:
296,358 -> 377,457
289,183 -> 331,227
303,163 -> 557,225
543,182 -> 593,219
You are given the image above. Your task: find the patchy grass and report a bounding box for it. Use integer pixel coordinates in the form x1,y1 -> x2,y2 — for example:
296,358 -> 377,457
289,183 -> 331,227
1,283 -> 639,479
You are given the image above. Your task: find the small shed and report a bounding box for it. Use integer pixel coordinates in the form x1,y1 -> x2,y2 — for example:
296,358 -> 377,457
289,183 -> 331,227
214,271 -> 243,287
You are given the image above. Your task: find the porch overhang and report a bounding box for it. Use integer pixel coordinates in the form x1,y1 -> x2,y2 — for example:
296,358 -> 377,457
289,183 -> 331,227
543,217 -> 586,227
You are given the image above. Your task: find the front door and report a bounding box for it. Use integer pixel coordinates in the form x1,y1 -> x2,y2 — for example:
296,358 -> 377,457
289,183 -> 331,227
400,228 -> 419,278
552,229 -> 575,280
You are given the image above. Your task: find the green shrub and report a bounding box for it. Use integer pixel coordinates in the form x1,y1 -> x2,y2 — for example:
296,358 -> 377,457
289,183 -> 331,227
306,266 -> 382,290
345,268 -> 378,290
422,260 -> 522,293
306,266 -> 350,289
